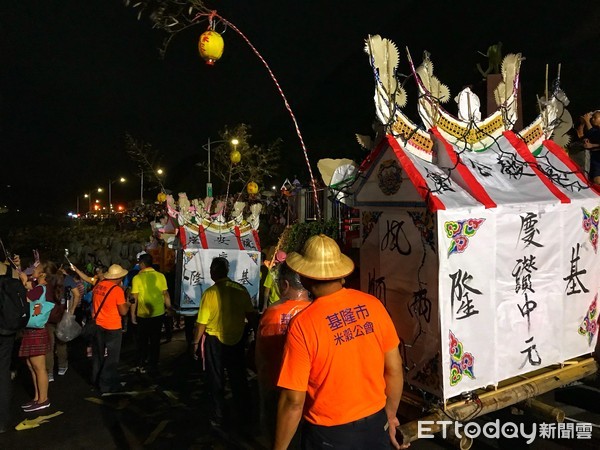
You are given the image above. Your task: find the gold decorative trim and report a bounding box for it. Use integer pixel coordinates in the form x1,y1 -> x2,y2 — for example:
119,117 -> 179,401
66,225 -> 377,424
522,124 -> 543,146
392,116 -> 434,153
436,114 -> 504,144
184,219 -> 253,235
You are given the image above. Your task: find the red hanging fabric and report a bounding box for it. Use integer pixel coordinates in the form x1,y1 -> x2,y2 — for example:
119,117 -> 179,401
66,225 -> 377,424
178,226 -> 187,249
233,226 -> 244,250
198,225 -> 208,249
252,229 -> 261,251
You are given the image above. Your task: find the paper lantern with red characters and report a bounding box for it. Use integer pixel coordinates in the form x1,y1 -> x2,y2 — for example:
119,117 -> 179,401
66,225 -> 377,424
198,30 -> 224,65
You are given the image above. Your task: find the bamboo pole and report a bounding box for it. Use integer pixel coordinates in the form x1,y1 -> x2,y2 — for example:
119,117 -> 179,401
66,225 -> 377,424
398,357 -> 597,444
545,64 -> 549,101
447,423 -> 473,450
520,398 -> 565,423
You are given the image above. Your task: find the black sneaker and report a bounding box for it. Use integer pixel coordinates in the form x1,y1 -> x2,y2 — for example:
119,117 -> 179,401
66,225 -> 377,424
21,400 -> 37,410
23,399 -> 50,412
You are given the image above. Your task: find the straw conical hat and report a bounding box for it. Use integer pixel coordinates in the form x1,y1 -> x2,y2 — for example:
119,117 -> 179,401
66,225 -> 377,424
104,264 -> 128,280
286,234 -> 354,280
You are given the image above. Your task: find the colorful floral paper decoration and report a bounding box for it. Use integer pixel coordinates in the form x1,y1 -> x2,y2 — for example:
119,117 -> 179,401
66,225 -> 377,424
578,295 -> 598,345
449,330 -> 475,386
444,218 -> 485,256
581,206 -> 599,253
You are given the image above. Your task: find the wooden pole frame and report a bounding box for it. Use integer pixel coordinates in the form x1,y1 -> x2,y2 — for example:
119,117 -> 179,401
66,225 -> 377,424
398,357 -> 597,444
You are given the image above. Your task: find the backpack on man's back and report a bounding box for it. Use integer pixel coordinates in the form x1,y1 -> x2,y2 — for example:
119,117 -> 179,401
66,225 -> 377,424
0,274 -> 29,335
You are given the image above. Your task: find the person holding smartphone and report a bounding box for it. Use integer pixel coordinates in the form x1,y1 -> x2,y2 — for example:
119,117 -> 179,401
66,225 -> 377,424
19,263 -> 54,412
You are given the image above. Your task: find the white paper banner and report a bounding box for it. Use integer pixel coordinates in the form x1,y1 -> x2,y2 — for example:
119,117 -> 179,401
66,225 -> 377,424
360,208 -> 442,396
438,201 -> 600,400
179,249 -> 261,312
438,207 -> 496,398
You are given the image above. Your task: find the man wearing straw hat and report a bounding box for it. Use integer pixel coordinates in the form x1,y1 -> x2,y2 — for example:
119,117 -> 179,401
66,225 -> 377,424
275,234 -> 407,450
91,264 -> 130,394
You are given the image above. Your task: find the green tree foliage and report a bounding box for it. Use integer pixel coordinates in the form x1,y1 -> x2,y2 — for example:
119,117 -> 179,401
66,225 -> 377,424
203,123 -> 281,191
282,219 -> 338,254
124,0 -> 210,57
124,133 -> 165,191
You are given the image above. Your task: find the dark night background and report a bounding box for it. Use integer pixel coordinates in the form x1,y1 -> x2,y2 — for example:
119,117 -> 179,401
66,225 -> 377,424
1,0 -> 599,214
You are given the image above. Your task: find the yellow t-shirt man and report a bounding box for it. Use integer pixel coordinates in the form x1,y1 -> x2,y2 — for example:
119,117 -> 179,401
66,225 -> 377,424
131,267 -> 168,318
197,277 -> 254,345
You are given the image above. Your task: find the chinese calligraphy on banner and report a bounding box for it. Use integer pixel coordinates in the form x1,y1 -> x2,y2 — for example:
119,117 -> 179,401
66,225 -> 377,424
357,145 -> 600,401
178,248 -> 261,313
438,200 -> 600,400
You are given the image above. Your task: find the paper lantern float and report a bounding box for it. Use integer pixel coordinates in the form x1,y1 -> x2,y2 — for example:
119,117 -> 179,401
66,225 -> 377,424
354,35 -> 600,402
157,192 -> 167,203
198,30 -> 224,66
247,182 -> 259,195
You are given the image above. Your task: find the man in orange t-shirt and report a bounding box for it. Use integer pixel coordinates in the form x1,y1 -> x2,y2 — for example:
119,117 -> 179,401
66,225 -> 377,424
275,235 -> 407,450
256,262 -> 310,442
91,264 -> 130,394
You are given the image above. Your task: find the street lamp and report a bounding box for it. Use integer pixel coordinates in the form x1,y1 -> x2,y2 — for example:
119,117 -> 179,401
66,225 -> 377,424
76,194 -> 87,216
108,177 -> 126,212
140,169 -> 164,205
80,188 -> 102,213
200,137 -> 239,197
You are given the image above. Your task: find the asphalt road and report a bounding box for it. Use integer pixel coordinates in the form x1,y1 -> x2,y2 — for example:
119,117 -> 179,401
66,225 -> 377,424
1,327 -> 267,450
1,327 -> 599,450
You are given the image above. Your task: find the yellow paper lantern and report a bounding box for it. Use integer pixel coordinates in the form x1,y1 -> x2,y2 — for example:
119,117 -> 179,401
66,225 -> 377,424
198,30 -> 224,66
230,150 -> 241,164
247,181 -> 259,195
157,192 -> 167,203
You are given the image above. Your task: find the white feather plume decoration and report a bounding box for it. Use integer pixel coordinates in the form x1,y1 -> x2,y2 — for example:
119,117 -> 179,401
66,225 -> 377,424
355,133 -> 373,150
416,55 -> 450,103
433,80 -> 451,103
549,90 -> 573,148
395,90 -> 408,108
494,53 -> 522,106
365,35 -> 406,109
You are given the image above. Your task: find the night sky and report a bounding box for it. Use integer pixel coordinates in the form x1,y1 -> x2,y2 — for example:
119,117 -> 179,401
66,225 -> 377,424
1,1 -> 599,213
